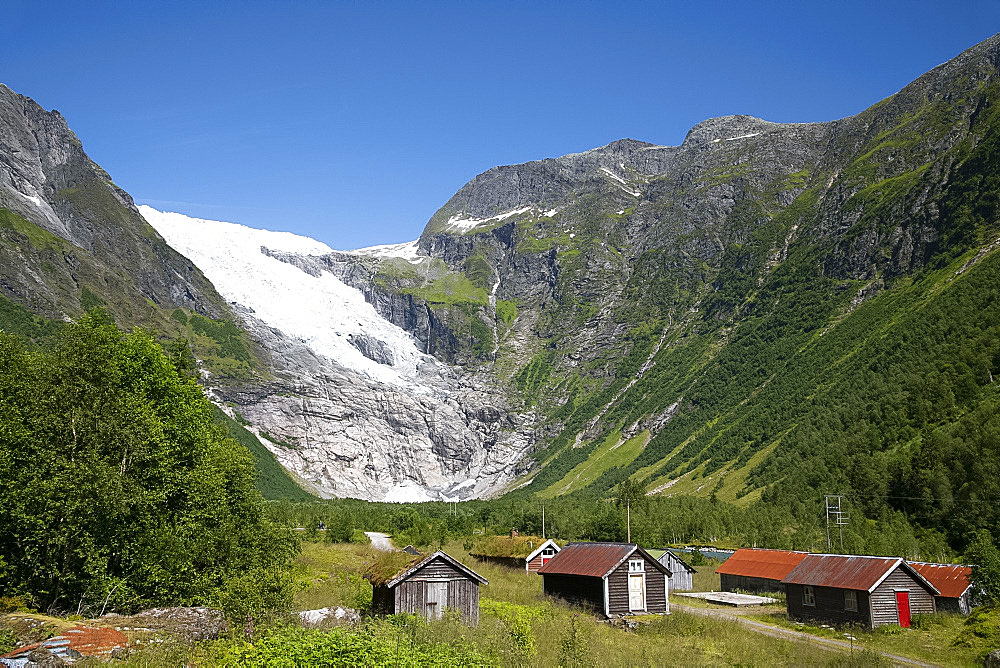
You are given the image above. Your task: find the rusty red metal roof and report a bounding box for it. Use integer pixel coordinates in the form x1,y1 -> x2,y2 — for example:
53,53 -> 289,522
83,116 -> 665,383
538,542 -> 669,578
782,554 -> 939,594
538,542 -> 635,577
908,562 -> 972,599
1,625 -> 128,662
715,548 -> 808,580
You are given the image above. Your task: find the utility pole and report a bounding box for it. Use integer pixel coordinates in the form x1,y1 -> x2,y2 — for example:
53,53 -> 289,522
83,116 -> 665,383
825,495 -> 849,551
627,499 -> 631,544
541,505 -> 545,539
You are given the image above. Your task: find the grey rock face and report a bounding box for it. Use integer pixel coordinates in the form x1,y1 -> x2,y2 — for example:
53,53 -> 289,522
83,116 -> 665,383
212,304 -> 532,501
0,84 -> 226,321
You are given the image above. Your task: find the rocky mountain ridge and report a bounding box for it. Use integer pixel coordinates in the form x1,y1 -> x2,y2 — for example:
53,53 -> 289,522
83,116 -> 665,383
311,32 -> 1000,525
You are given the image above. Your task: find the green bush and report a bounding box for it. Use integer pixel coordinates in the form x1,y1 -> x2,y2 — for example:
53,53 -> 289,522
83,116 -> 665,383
0,311 -> 298,618
221,623 -> 490,667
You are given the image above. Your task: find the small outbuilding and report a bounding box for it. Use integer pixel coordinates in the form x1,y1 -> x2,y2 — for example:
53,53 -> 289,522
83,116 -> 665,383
908,562 -> 973,615
716,548 -> 808,594
646,549 -> 697,591
469,535 -> 560,573
539,542 -> 671,617
782,554 -> 939,628
368,551 -> 488,625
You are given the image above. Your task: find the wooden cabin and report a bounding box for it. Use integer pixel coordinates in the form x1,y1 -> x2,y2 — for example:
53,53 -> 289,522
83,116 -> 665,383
368,551 -> 488,625
908,562 -> 973,615
647,549 -> 697,591
469,535 -> 559,573
782,554 -> 939,628
539,542 -> 671,617
716,548 -> 808,594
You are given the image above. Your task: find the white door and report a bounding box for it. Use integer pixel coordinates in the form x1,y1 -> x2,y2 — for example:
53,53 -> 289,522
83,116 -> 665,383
425,581 -> 448,620
628,574 -> 646,611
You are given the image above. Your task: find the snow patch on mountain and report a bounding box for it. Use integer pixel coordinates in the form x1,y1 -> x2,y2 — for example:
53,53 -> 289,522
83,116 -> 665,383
350,239 -> 422,262
139,206 -> 431,388
445,206 -> 533,232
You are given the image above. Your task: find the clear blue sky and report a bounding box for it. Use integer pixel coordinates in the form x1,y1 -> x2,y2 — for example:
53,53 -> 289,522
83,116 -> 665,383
2,1 -> 998,249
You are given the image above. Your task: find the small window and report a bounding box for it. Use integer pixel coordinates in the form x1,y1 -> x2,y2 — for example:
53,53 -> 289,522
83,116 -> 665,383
845,589 -> 858,612
803,586 -> 816,606
628,559 -> 644,573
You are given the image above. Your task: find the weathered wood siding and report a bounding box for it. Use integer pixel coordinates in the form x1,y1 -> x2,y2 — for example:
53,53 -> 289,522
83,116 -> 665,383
607,554 -> 668,615
526,554 -> 543,573
542,574 -> 604,612
870,568 -> 935,627
658,552 -> 693,591
720,573 -> 785,594
786,583 -> 871,626
385,556 -> 483,625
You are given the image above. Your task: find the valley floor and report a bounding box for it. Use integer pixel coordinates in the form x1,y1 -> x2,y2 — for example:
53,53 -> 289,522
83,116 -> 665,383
3,540 -> 985,666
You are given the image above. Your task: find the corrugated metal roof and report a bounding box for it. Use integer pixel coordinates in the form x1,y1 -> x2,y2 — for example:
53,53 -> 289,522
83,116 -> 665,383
1,626 -> 128,662
539,542 -> 635,577
909,562 -> 972,599
715,548 -> 808,580
780,554 -> 903,592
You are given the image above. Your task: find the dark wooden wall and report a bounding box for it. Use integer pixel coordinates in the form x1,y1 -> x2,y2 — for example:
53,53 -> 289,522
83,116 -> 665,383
381,556 -> 483,625
870,568 -> 935,626
720,574 -> 786,594
607,554 -> 668,615
935,593 -> 970,615
542,574 -> 604,613
786,583 -> 872,626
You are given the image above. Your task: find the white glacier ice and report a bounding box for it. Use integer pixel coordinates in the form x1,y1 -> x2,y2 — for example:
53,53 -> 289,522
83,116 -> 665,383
139,205 -> 431,388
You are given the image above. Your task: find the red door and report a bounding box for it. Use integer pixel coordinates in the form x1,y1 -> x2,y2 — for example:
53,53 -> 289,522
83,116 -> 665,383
895,591 -> 911,628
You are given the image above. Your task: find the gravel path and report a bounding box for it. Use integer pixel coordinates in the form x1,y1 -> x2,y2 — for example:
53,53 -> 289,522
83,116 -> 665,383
364,531 -> 395,551
672,603 -> 935,667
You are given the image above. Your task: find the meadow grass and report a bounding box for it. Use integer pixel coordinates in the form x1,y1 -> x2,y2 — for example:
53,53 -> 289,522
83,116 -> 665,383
22,540 -> 974,666
744,607 -> 980,667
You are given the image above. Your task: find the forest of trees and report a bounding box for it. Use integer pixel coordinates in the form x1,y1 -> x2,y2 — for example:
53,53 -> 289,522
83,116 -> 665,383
0,312 -> 298,617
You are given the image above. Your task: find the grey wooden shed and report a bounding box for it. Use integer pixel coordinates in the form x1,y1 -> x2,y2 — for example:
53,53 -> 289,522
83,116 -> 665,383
647,549 -> 697,591
370,551 -> 488,625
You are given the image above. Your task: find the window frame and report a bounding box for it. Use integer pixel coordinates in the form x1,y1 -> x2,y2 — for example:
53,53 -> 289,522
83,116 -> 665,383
803,585 -> 816,606
844,589 -> 858,612
628,559 -> 645,573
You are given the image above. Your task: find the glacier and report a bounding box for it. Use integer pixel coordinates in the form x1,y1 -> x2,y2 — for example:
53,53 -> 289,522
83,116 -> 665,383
140,206 -> 431,388
140,206 -> 529,502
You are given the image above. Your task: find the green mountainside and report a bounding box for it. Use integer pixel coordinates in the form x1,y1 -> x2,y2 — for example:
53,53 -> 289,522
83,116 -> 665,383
0,85 -> 313,500
349,34 -> 1000,551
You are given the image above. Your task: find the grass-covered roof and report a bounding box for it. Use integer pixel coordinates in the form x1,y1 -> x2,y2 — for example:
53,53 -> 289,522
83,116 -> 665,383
469,535 -> 552,559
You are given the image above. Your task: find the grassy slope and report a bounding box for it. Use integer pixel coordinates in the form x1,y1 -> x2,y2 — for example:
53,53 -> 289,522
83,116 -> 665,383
211,407 -> 316,502
504,75 -> 1000,558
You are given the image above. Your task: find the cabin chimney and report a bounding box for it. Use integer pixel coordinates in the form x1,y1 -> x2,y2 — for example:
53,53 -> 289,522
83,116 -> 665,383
511,528 -> 518,538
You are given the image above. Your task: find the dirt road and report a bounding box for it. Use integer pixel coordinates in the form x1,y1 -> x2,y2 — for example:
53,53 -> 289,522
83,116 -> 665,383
364,531 -> 394,551
672,603 -> 935,667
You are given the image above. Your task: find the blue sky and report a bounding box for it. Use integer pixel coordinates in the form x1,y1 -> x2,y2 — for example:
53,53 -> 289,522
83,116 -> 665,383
2,1 -> 998,249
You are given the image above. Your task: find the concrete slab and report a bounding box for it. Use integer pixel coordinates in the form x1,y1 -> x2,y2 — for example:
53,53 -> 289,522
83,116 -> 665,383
676,591 -> 778,606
